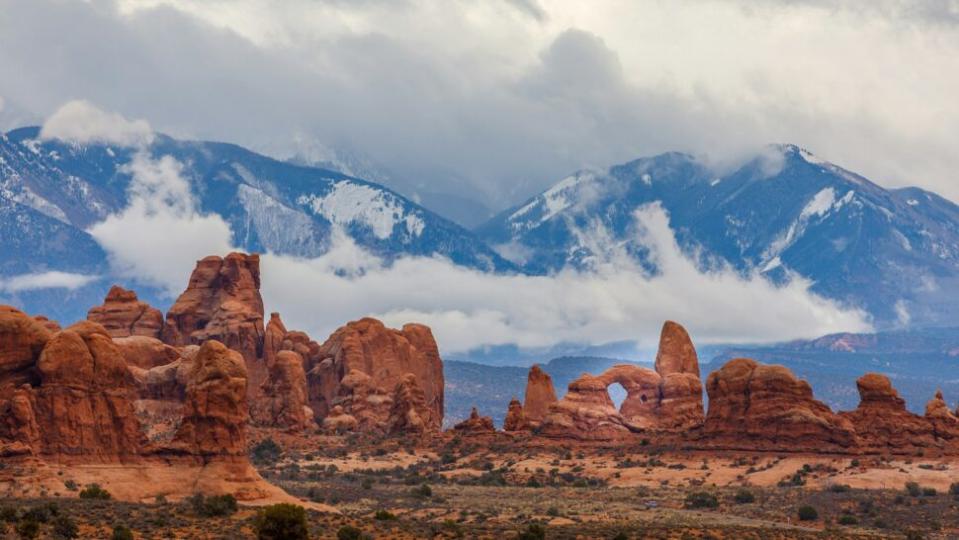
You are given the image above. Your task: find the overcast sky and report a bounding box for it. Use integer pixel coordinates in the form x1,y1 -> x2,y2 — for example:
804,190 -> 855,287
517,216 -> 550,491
1,0 -> 957,209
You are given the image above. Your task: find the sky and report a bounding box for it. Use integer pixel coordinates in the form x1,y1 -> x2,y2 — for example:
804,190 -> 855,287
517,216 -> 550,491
1,0 -> 958,211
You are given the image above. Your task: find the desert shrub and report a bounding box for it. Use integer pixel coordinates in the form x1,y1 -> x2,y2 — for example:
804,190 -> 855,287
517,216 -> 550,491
337,525 -> 363,540
411,484 -> 432,498
20,507 -> 50,524
517,523 -> 546,540
79,483 -> 112,500
733,488 -> 755,504
905,481 -> 921,497
837,514 -> 858,525
546,507 -> 560,517
1,507 -> 17,522
251,438 -> 282,465
829,483 -> 851,493
253,504 -> 308,540
922,487 -> 937,497
111,525 -> 134,540
361,479 -> 373,490
63,480 -> 78,492
52,515 -> 79,539
374,510 -> 396,521
951,482 -> 959,498
15,518 -> 40,540
684,491 -> 719,509
188,493 -> 238,517
797,505 -> 818,521
612,533 -> 629,540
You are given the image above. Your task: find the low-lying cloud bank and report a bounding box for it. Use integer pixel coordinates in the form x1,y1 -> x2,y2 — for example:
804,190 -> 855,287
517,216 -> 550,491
0,271 -> 98,293
259,205 -> 871,353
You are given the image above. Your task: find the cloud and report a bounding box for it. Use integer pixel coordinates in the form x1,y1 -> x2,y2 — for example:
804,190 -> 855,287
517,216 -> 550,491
87,152 -> 235,294
0,271 -> 98,293
261,203 -> 871,354
39,99 -> 154,147
2,0 -> 958,212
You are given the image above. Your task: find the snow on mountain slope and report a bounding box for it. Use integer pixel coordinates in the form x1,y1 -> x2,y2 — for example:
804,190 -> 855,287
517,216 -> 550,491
478,145 -> 959,327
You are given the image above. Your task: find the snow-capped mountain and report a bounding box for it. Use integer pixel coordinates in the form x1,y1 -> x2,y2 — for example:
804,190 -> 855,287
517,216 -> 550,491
478,145 -> 959,327
0,126 -> 511,321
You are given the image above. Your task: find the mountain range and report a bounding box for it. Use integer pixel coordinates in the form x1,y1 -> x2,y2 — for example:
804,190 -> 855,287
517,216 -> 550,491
3,126 -> 959,334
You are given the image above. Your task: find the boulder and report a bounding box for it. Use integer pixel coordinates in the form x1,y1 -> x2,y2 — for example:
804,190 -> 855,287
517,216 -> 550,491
114,336 -> 181,369
256,350 -> 315,431
172,340 -> 249,458
503,398 -> 530,432
33,316 -> 61,333
162,253 -> 265,389
87,285 -> 163,339
322,405 -> 358,433
701,358 -> 857,452
523,364 -> 557,426
841,373 -> 940,453
453,407 -> 496,435
307,318 -> 444,432
0,305 -> 51,390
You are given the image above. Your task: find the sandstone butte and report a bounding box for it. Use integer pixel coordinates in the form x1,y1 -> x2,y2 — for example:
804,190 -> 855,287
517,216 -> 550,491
0,306 -> 326,509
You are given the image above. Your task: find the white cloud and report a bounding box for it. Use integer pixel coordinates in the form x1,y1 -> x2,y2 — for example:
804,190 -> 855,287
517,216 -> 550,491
0,271 -> 98,293
40,100 -> 154,146
87,152 -> 234,294
261,203 -> 871,354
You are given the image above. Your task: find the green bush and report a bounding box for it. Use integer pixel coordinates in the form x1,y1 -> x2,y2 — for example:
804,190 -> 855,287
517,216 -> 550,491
684,491 -> 719,509
411,484 -> 432,498
922,487 -> 937,497
188,493 -> 238,517
905,481 -> 921,497
20,507 -> 50,524
111,525 -> 134,540
797,505 -> 818,521
517,523 -> 546,540
837,514 -> 858,525
79,483 -> 112,500
254,504 -> 308,540
733,488 -> 755,504
374,510 -> 396,521
829,483 -> 851,493
15,518 -> 40,540
951,482 -> 959,497
0,507 -> 17,522
52,515 -> 79,539
251,438 -> 282,465
337,525 -> 363,540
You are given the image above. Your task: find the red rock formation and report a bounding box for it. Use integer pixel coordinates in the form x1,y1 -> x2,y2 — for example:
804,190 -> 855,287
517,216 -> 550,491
322,405 -> 358,433
87,285 -> 163,339
263,312 -> 288,368
925,390 -> 959,441
171,340 -> 249,458
523,364 -> 557,426
306,318 -> 444,432
654,320 -> 699,376
503,398 -> 530,432
701,358 -> 857,452
33,316 -> 61,333
32,321 -> 145,461
841,373 -> 941,453
0,305 -> 51,390
540,373 -> 632,441
162,253 -> 265,387
387,373 -> 434,435
453,407 -> 496,435
256,350 -> 315,431
537,322 -> 705,439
